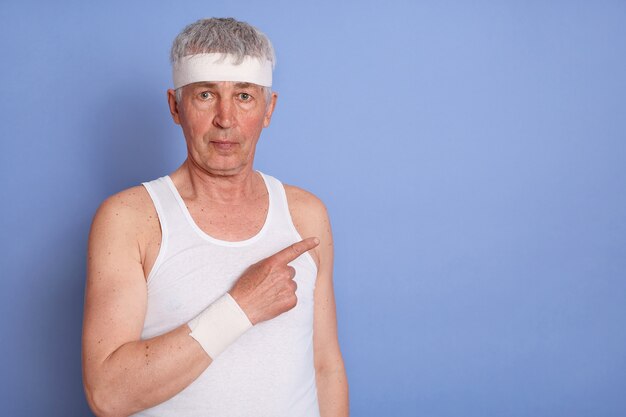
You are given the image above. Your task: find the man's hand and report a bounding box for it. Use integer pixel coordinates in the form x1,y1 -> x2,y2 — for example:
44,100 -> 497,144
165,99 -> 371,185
229,237 -> 319,325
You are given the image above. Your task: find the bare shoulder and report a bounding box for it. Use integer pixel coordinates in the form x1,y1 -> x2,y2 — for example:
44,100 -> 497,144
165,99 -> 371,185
92,185 -> 155,234
284,184 -> 330,232
97,185 -> 153,214
284,184 -> 333,268
284,184 -> 328,218
90,185 -> 159,265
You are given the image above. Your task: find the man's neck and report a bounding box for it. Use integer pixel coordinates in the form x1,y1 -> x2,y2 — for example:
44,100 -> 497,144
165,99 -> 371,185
170,159 -> 264,205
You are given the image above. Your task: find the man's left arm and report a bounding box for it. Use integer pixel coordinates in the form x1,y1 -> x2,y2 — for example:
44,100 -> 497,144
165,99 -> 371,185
286,186 -> 349,417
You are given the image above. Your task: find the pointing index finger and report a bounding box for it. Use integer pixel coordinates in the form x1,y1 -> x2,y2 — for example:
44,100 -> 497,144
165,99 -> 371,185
274,237 -> 320,264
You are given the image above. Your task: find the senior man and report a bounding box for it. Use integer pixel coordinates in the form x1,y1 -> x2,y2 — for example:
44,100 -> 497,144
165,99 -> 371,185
82,17 -> 348,417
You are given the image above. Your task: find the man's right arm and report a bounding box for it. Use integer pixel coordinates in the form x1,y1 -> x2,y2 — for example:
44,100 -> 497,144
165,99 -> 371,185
82,188 -> 319,417
82,190 -> 213,417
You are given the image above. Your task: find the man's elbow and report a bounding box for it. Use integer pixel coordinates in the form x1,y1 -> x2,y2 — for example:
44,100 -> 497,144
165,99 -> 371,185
84,379 -> 133,417
315,353 -> 346,376
84,383 -> 112,417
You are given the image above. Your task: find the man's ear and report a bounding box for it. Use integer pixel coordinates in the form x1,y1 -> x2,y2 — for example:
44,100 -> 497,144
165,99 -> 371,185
263,92 -> 278,128
167,89 -> 181,125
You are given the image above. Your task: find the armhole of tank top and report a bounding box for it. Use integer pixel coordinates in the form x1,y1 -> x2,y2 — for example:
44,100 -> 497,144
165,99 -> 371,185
141,181 -> 169,285
274,179 -> 318,272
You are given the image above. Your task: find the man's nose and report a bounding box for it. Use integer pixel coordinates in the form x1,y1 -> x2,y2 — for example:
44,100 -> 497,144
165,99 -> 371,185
212,98 -> 234,129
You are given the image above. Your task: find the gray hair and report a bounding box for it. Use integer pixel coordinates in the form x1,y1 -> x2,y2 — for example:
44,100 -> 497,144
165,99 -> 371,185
171,17 -> 275,104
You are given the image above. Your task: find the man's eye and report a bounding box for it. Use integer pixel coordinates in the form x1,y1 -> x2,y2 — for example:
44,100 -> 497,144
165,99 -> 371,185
199,91 -> 211,100
239,93 -> 251,101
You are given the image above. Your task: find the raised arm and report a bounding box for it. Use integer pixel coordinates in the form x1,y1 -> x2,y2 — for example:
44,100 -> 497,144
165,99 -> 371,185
82,187 -> 318,417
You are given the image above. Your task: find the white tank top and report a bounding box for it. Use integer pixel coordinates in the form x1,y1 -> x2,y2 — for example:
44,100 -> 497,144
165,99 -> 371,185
133,172 -> 320,417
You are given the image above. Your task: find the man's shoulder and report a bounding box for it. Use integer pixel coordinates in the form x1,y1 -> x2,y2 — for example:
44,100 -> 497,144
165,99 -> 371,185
280,182 -> 333,268
282,183 -> 331,251
91,184 -> 155,233
283,183 -> 328,219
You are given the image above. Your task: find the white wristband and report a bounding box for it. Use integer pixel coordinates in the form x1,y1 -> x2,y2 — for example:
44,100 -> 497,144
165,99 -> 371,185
188,293 -> 253,359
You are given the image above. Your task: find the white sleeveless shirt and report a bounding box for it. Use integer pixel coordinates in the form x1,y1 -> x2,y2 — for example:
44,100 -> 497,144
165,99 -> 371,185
133,172 -> 320,417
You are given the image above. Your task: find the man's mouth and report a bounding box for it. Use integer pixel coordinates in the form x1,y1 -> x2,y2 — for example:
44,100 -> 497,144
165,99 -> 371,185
211,140 -> 237,151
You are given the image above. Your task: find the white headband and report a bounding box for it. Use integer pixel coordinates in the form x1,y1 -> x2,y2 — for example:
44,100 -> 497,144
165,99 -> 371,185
172,53 -> 273,89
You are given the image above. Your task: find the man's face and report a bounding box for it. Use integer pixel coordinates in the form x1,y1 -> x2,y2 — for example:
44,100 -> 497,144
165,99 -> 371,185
167,81 -> 277,176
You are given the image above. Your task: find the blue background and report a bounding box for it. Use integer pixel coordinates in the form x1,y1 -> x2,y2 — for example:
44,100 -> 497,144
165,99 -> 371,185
1,1 -> 625,416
